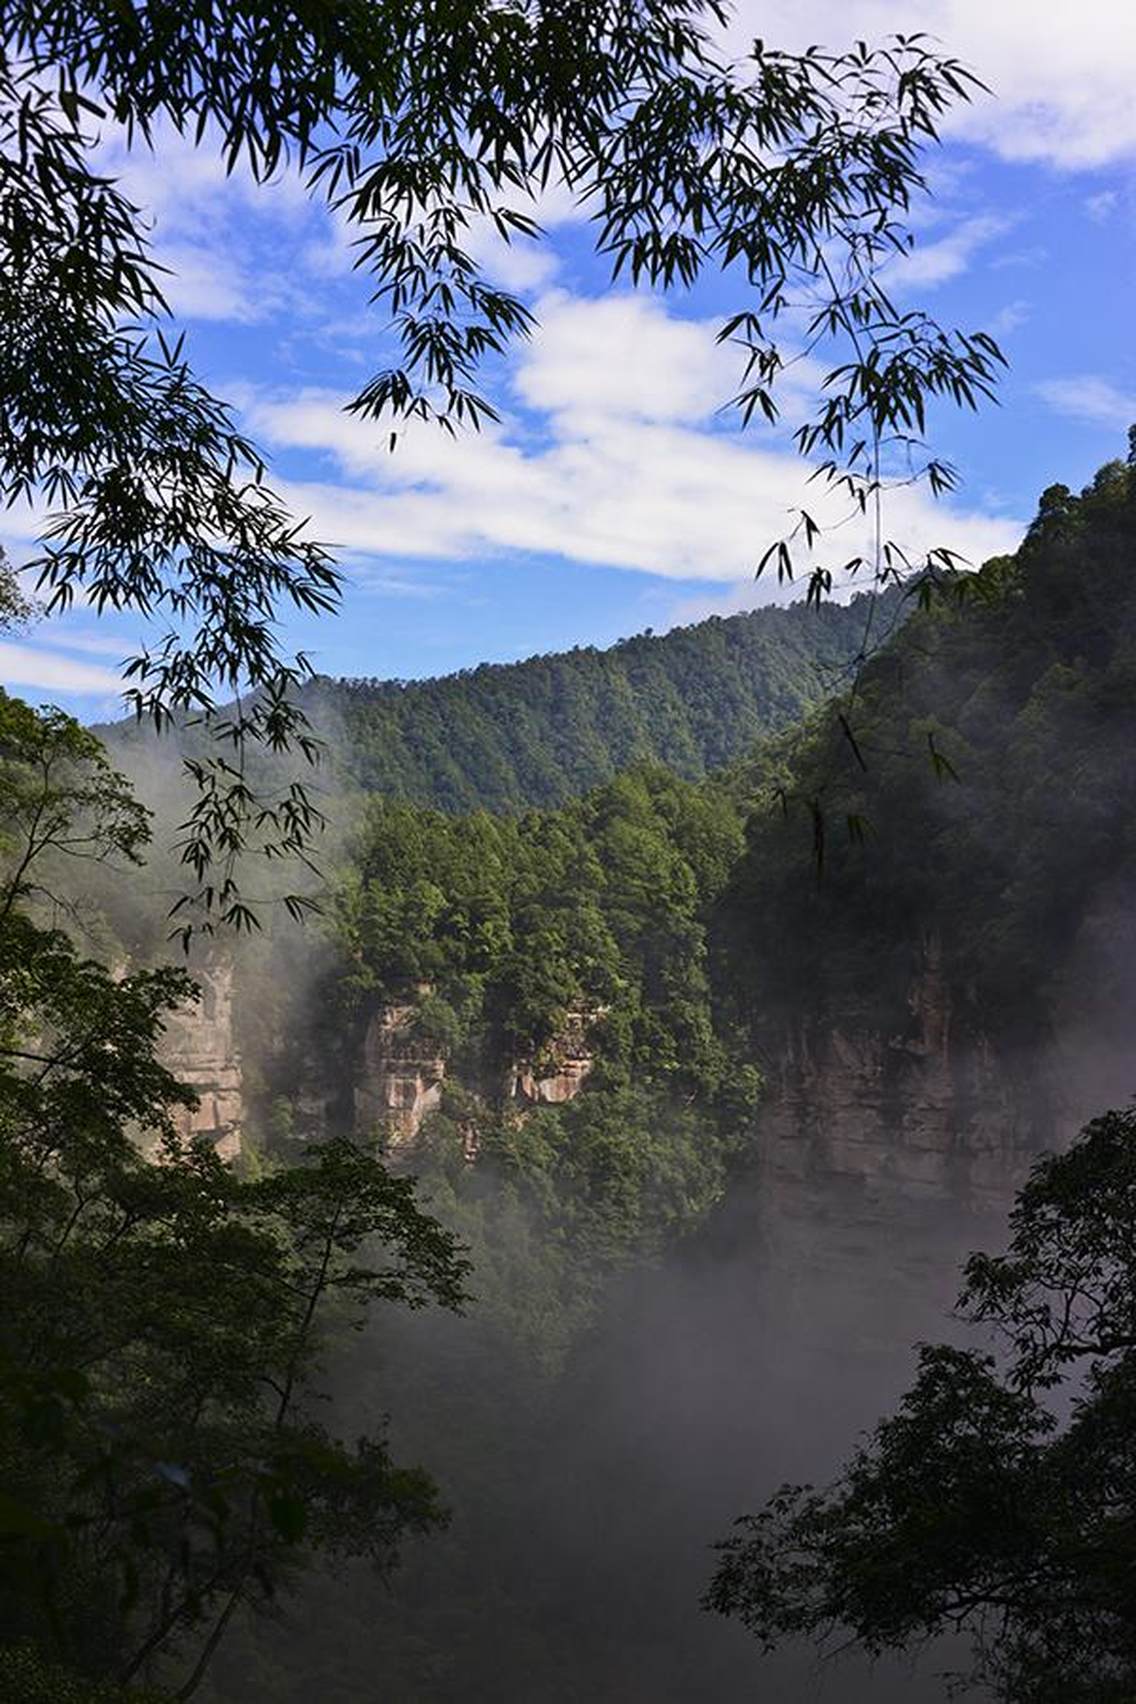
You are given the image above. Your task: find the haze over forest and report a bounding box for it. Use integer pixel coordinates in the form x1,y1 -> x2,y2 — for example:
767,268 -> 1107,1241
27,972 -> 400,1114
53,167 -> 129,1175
2,4 -> 1136,1703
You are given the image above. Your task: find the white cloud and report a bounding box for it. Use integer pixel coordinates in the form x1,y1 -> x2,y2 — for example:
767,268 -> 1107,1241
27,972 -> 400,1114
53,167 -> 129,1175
1,502 -> 48,547
94,120 -> 319,326
462,224 -> 561,295
990,245 -> 1049,272
885,214 -> 1012,292
1036,376 -> 1136,429
726,2 -> 1136,170
50,630 -> 138,658
104,126 -> 310,231
249,292 -> 1021,586
155,242 -> 264,323
0,642 -> 123,694
515,292 -> 735,422
987,300 -> 1031,337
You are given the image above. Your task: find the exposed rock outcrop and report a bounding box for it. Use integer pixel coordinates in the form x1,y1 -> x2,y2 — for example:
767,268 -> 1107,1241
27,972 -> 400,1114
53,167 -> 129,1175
760,901 -> 1136,1226
160,959 -> 243,1160
509,1007 -> 600,1107
354,1000 -> 446,1150
353,998 -> 602,1149
758,940 -> 1054,1215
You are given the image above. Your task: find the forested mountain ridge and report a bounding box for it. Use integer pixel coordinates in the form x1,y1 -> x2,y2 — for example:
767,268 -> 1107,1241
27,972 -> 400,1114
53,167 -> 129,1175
96,453 -> 1136,1226
718,456 -> 1136,1121
304,591 -> 899,811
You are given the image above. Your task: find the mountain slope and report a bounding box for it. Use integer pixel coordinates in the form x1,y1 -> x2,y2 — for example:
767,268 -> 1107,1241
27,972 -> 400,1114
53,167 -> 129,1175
309,592 -> 898,811
720,457 -> 1136,1060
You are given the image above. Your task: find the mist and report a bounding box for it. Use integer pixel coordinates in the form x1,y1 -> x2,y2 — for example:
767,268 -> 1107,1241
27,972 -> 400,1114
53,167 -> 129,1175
198,1136 -> 1013,1704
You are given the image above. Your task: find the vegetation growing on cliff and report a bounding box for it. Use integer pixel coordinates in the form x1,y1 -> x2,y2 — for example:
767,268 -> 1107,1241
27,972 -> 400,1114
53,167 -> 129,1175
205,452 -> 1136,1381
335,765 -> 747,1087
718,454 -> 1136,1047
316,765 -> 759,1360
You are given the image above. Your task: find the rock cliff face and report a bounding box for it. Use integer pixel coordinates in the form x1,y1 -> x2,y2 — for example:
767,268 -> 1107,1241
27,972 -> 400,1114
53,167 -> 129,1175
353,1000 -> 447,1150
748,945 -> 1068,1349
754,930 -> 1125,1229
508,1007 -> 599,1107
352,999 -> 600,1149
760,958 -> 1034,1212
160,911 -> 1132,1209
160,959 -> 243,1160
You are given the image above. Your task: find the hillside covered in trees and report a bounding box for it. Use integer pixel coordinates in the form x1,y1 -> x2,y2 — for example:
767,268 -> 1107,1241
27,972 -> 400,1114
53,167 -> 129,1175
305,593 -> 898,811
6,453 -> 1136,1703
718,456 -> 1136,1061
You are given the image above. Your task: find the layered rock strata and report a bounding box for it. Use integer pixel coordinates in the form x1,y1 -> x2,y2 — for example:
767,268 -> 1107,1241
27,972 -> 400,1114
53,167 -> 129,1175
160,959 -> 243,1160
353,1000 -> 447,1149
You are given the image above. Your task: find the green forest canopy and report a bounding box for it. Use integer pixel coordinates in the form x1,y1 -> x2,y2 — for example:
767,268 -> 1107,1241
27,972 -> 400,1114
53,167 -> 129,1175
716,454 -> 1136,1048
125,589 -> 896,816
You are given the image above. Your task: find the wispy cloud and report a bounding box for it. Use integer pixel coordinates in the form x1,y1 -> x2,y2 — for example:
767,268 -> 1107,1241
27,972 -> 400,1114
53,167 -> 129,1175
0,642 -> 123,695
155,242 -> 266,324
1086,190 -> 1120,222
49,630 -> 138,659
727,2 -> 1136,171
885,214 -> 1012,292
94,120 -> 322,327
988,300 -> 1031,337
514,292 -> 736,423
1036,375 -> 1136,429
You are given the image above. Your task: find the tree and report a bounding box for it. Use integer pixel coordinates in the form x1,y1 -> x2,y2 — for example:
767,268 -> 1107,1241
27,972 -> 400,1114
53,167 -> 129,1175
0,690 -> 151,930
0,544 -> 31,632
707,1106 -> 1136,1704
0,4 -> 1002,932
0,697 -> 469,1699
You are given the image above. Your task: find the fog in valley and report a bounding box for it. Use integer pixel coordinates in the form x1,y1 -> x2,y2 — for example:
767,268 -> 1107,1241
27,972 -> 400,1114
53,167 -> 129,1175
200,1140 -> 1012,1702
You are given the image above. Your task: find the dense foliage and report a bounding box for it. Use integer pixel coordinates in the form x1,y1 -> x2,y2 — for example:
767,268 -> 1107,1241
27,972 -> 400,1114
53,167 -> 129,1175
311,593 -> 896,812
709,1105 -> 1136,1703
0,691 -> 467,1699
315,765 -> 758,1360
718,454 -> 1136,1046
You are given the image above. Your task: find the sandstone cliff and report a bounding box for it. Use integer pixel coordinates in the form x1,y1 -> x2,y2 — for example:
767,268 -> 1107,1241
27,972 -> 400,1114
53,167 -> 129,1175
352,996 -> 601,1150
353,998 -> 447,1149
508,1006 -> 600,1108
754,922 -> 1134,1231
160,958 -> 243,1160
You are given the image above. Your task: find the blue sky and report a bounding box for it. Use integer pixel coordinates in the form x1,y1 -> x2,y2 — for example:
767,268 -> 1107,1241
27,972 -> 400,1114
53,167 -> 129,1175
3,0 -> 1135,719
